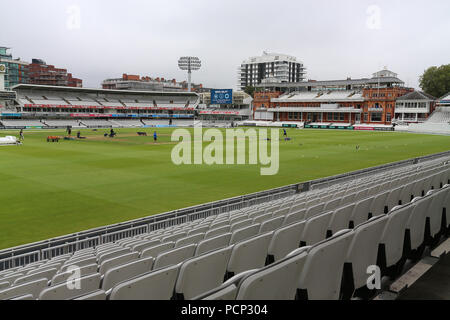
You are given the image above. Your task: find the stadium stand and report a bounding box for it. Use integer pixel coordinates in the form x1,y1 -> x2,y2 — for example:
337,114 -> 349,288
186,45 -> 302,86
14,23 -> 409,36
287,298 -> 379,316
0,155 -> 449,300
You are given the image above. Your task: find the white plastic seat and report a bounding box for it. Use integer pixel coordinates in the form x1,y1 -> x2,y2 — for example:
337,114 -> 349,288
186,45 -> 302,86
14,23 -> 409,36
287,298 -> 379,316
259,216 -> 284,233
14,268 -> 58,286
230,224 -> 260,244
230,219 -> 253,232
253,213 -> 273,224
97,248 -> 131,265
236,248 -> 309,300
370,191 -> 390,217
327,204 -> 354,236
267,221 -> 306,263
379,205 -> 414,268
109,265 -> 179,300
350,197 -> 374,228
300,212 -> 333,246
174,246 -> 233,300
161,232 -> 188,244
205,226 -> 230,239
0,278 -> 47,300
153,244 -> 196,269
132,239 -> 161,253
51,263 -> 98,286
39,273 -> 101,300
102,257 -> 154,291
406,196 -> 432,251
227,233 -> 273,278
297,230 -> 355,300
344,215 -> 388,296
140,242 -> 175,259
425,187 -> 449,238
283,210 -> 306,226
99,252 -> 139,274
196,233 -> 232,255
305,203 -> 325,219
175,233 -> 205,248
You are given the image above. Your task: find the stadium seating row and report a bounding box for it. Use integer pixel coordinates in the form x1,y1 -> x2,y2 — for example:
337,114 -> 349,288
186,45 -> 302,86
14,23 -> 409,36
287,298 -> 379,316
0,157 -> 448,300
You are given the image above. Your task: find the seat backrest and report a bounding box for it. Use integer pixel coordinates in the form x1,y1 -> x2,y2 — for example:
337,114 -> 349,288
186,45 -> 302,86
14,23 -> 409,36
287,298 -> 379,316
259,216 -> 284,233
132,239 -> 161,253
73,290 -> 107,300
426,186 -> 449,237
230,219 -> 253,232
268,221 -> 306,262
230,224 -> 260,245
351,197 -> 374,228
298,230 -> 355,300
140,242 -> 175,259
227,233 -> 273,277
51,263 -> 98,286
99,252 -> 140,275
196,233 -> 232,256
406,196 -> 432,250
380,204 -> 414,268
153,244 -> 196,270
0,278 -> 48,300
236,248 -> 309,300
109,265 -> 179,300
305,203 -> 325,220
39,273 -> 101,300
205,226 -> 231,239
175,233 -> 205,248
370,191 -> 390,217
14,268 -> 58,286
346,215 -> 389,290
161,232 -> 188,244
97,248 -> 130,265
327,203 -> 354,235
283,210 -> 306,226
301,212 -> 333,246
175,246 -> 233,300
102,257 -> 154,291
253,213 -> 273,224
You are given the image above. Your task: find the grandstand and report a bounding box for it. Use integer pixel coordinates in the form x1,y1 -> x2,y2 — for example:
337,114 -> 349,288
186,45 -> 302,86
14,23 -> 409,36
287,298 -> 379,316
396,93 -> 450,134
0,84 -> 200,129
0,153 -> 448,300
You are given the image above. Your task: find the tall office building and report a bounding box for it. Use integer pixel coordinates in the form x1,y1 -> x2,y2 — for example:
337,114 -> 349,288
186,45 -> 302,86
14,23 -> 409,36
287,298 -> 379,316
0,47 -> 29,88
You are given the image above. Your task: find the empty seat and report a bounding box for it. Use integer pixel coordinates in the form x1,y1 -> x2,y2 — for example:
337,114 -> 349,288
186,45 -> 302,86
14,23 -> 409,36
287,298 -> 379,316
109,265 -> 179,300
350,197 -> 374,228
0,278 -> 48,300
175,233 -> 205,248
196,233 -> 232,255
230,224 -> 260,244
327,204 -> 355,236
39,273 -> 101,300
98,248 -> 131,265
132,239 -> 161,253
99,252 -> 139,274
425,187 -> 449,240
14,268 -> 58,286
342,215 -> 389,298
102,257 -> 154,291
283,210 -> 306,226
153,244 -> 196,269
259,216 -> 284,233
174,246 -> 233,300
205,226 -> 230,239
378,205 -> 414,272
300,212 -> 333,246
226,233 -> 273,279
305,203 -> 325,219
230,219 -> 253,232
406,196 -> 432,252
267,221 -> 306,263
140,242 -> 174,259
236,248 -> 309,300
51,263 -> 98,286
253,213 -> 273,224
0,282 -> 9,290
297,230 -> 355,300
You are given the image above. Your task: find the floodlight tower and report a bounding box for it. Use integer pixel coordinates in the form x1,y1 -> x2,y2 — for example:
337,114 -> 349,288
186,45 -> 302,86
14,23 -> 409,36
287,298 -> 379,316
178,56 -> 201,92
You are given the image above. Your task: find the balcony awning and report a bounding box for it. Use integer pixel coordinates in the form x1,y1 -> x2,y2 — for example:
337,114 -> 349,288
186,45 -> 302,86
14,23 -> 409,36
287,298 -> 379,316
264,107 -> 362,113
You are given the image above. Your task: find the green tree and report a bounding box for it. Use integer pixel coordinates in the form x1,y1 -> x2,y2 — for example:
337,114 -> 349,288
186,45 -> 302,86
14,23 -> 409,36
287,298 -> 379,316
243,85 -> 255,97
419,64 -> 450,98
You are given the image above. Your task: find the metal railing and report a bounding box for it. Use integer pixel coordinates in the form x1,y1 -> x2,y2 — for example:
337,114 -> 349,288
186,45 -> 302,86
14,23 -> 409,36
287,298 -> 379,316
1,150 -> 449,270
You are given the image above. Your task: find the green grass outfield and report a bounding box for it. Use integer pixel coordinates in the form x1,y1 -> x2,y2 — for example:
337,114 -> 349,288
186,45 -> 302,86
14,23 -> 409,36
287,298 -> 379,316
0,127 -> 449,249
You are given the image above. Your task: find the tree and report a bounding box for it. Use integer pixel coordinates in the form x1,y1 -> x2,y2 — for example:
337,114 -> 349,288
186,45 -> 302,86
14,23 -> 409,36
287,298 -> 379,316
243,85 -> 255,98
419,64 -> 450,98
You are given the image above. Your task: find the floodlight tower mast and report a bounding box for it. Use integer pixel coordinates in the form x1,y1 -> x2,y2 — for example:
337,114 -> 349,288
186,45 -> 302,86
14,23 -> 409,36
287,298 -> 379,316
178,57 -> 201,92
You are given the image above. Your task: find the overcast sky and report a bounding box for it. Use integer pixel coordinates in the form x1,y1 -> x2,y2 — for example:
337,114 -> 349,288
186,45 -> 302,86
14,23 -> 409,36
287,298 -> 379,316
1,0 -> 449,89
